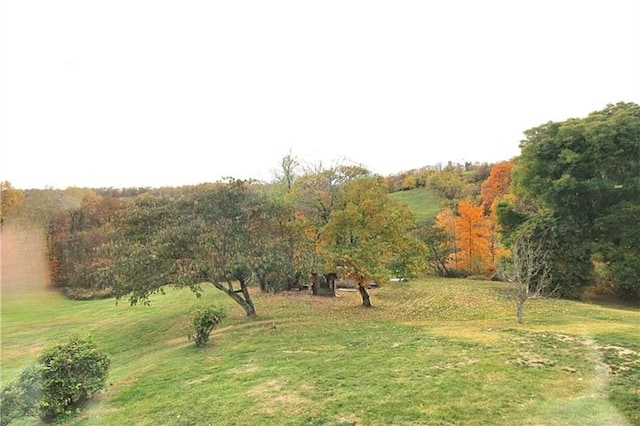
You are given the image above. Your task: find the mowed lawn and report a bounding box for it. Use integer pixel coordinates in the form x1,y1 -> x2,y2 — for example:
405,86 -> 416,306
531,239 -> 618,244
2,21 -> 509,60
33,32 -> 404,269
388,187 -> 443,224
1,227 -> 640,425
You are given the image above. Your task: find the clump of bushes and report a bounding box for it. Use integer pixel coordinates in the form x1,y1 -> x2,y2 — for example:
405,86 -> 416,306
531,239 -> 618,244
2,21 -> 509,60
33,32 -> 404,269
0,364 -> 43,424
189,305 -> 227,347
0,334 -> 110,425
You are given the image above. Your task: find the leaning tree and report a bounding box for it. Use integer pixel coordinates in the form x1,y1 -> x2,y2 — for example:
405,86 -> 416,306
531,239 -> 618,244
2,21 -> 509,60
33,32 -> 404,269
99,180 -> 294,317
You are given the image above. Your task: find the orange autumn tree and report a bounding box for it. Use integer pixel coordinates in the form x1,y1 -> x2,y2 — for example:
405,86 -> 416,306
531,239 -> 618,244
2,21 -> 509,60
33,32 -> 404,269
436,200 -> 494,275
455,200 -> 492,274
480,161 -> 513,214
481,161 -> 514,268
433,162 -> 514,276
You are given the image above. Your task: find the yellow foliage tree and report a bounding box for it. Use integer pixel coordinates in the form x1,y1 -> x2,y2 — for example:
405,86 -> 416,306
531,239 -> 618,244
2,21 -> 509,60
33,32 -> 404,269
323,176 -> 415,306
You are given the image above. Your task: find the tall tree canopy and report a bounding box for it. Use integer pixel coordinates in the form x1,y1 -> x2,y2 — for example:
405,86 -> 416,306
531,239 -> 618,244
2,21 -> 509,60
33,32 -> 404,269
507,102 -> 640,300
322,176 -> 416,306
287,163 -> 372,277
100,180 -> 294,316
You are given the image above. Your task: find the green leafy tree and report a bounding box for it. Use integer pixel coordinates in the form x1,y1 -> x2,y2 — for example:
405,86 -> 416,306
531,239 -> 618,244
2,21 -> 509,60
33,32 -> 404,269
286,164 -> 372,282
412,219 -> 455,277
594,201 -> 640,299
252,200 -> 315,293
322,176 -> 416,306
100,180 -> 293,317
290,163 -> 370,230
510,102 -> 640,300
387,234 -> 428,281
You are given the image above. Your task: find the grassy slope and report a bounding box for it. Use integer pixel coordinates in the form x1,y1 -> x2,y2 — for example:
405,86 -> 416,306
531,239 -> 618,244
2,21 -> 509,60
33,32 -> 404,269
2,271 -> 639,423
3,226 -> 640,425
388,187 -> 444,224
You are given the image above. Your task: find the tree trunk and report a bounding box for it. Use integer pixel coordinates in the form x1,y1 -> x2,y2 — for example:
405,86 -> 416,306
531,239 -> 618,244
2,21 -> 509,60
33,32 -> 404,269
358,284 -> 372,307
516,298 -> 524,324
210,280 -> 257,318
258,274 -> 267,292
239,281 -> 257,317
243,299 -> 257,317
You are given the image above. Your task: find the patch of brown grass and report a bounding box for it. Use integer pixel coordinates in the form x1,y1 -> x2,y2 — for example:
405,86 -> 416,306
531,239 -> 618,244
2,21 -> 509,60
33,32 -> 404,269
247,379 -> 314,416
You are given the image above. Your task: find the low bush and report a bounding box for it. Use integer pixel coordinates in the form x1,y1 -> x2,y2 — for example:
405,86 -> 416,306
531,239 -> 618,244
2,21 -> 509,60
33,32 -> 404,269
62,286 -> 114,300
0,363 -> 43,425
39,334 -> 110,421
0,334 -> 110,424
445,268 -> 469,278
189,305 -> 227,347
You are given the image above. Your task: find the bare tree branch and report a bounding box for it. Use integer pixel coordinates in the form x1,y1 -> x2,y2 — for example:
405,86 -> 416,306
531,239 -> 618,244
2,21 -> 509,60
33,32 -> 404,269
499,234 -> 552,323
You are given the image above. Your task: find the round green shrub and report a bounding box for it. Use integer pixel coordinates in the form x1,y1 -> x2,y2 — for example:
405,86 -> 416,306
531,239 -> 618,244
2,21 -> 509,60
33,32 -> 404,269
190,305 -> 227,347
0,334 -> 110,424
0,363 -> 43,425
38,334 -> 110,422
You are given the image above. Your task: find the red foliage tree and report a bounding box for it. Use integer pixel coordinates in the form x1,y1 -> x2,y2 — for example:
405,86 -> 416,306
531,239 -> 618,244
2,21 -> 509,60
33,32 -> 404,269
480,161 -> 513,213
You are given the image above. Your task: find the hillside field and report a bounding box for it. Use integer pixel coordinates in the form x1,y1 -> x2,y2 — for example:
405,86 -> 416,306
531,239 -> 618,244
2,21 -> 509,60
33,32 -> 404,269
388,187 -> 444,224
1,225 -> 640,425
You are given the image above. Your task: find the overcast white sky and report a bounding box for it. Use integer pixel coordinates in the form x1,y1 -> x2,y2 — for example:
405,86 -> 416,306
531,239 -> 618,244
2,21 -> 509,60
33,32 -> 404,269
1,1 -> 639,189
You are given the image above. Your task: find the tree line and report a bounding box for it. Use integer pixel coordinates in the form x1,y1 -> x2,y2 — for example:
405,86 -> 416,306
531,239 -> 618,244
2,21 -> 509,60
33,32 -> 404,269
21,166 -> 416,316
416,102 -> 639,304
2,102 -> 638,315
500,102 -> 640,301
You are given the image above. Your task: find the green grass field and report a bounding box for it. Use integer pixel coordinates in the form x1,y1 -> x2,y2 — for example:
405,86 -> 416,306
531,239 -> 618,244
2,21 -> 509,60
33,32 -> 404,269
2,226 -> 640,425
389,188 -> 444,224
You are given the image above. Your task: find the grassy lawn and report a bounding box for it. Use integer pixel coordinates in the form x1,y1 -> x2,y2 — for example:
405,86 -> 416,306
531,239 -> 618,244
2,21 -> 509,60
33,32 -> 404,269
2,226 -> 639,425
2,277 -> 639,425
389,188 -> 444,224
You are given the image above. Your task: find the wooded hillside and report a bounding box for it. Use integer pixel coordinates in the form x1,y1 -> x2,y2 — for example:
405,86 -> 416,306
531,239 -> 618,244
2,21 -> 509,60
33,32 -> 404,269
2,102 -> 638,305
